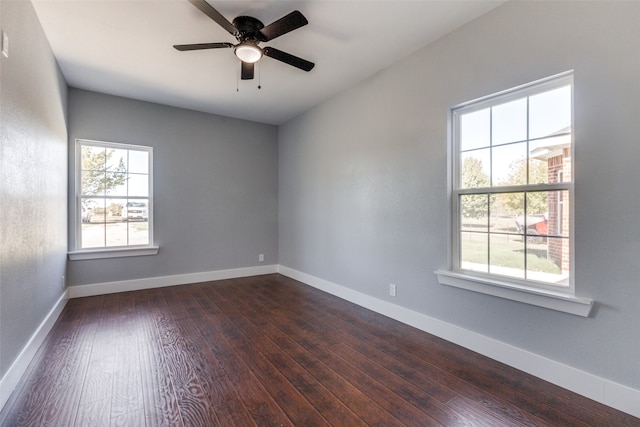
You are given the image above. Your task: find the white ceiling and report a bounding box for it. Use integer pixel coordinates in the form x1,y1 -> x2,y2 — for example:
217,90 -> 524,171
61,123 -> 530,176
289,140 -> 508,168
32,0 -> 504,125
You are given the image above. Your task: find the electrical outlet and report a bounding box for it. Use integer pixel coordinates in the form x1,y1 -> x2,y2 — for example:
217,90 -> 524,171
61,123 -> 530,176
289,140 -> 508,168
258,253 -> 264,262
389,283 -> 397,297
2,31 -> 8,58
61,276 -> 65,288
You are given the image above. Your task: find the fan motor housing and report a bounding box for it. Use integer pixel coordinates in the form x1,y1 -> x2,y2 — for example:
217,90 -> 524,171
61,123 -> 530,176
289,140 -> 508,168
232,16 -> 264,41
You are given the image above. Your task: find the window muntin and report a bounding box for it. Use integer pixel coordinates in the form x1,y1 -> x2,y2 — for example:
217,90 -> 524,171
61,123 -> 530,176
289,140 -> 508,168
76,139 -> 153,250
452,73 -> 573,292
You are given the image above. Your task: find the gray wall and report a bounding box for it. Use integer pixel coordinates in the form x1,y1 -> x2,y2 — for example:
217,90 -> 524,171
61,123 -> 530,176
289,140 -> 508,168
66,89 -> 278,286
0,0 -> 68,376
279,1 -> 640,389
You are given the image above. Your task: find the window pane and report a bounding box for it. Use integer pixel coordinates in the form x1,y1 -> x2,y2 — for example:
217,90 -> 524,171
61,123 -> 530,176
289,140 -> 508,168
81,222 -> 105,248
81,170 -> 106,196
128,221 -> 150,246
489,234 -> 524,279
460,108 -> 490,151
529,133 -> 571,184
528,158 -> 549,185
81,145 -> 105,171
529,236 -> 570,285
529,85 -> 571,139
82,198 -> 100,222
492,98 -> 527,146
526,238 -> 569,285
104,198 -> 126,246
128,174 -> 149,197
460,149 -> 490,189
492,142 -> 527,186
123,199 -> 149,222
106,198 -> 126,222
460,194 -> 488,232
106,148 -> 128,171
526,191 -> 549,216
105,173 -> 127,196
81,198 -> 106,248
105,223 -> 127,247
539,190 -> 570,238
491,193 -> 523,234
460,231 -> 488,273
129,150 -> 149,174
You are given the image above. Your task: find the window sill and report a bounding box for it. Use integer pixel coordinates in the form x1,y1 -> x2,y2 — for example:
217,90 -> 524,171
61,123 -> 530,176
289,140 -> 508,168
435,270 -> 593,317
68,246 -> 159,261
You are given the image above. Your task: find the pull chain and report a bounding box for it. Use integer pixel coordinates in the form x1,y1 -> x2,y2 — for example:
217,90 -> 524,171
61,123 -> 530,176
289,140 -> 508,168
258,62 -> 262,90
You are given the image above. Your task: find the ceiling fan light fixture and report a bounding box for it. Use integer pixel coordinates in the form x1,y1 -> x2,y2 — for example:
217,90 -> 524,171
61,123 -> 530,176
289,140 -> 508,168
235,43 -> 262,63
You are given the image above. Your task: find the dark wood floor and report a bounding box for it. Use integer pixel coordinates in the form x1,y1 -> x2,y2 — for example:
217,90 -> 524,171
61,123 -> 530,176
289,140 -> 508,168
1,274 -> 638,426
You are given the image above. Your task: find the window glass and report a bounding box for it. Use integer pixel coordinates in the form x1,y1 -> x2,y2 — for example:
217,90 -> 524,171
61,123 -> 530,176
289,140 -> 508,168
77,140 -> 152,250
453,74 -> 573,289
492,98 -> 527,146
529,85 -> 571,139
460,151 -> 490,189
460,108 -> 490,151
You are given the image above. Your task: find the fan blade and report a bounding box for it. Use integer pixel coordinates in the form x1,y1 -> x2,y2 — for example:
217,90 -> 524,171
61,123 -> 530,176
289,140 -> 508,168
241,62 -> 254,80
173,42 -> 234,51
259,10 -> 308,41
187,0 -> 237,35
263,47 -> 314,72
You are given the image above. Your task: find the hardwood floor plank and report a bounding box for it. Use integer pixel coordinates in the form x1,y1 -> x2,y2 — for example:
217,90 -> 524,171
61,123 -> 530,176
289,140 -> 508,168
212,280 -> 444,426
110,407 -> 145,427
207,280 -> 420,426
229,277 -> 482,426
446,395 -> 519,427
38,317 -> 98,426
0,297 -> 102,427
75,398 -> 111,427
79,356 -> 116,406
188,287 -> 295,426
203,285 -> 369,427
2,274 -> 638,427
109,294 -> 144,420
253,275 -> 558,427
195,295 -> 399,425
168,288 -> 257,427
135,290 -> 184,427
153,291 -> 222,427
269,275 -> 639,426
196,298 -> 329,425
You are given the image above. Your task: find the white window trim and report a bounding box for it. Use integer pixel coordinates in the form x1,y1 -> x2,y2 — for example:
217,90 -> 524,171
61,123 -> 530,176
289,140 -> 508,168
68,246 -> 159,261
437,71 -> 594,316
69,138 -> 158,260
435,270 -> 593,317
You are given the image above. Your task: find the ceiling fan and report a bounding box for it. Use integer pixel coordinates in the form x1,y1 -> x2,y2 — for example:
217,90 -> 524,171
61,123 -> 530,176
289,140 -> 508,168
174,0 -> 315,80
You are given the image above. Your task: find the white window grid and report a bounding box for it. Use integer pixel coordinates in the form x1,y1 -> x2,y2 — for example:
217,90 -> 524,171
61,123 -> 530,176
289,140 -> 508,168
74,138 -> 154,251
450,72 -> 574,294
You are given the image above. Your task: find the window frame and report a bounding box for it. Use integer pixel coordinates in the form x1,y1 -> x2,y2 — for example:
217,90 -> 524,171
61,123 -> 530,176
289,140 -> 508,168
436,71 -> 593,316
69,138 -> 158,260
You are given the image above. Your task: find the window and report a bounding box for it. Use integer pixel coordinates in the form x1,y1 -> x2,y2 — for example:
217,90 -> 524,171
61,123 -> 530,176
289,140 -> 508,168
70,139 -> 157,260
437,72 -> 592,316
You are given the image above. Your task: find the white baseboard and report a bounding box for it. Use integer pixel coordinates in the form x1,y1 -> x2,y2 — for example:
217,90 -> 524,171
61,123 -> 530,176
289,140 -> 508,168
277,265 -> 640,419
0,291 -> 68,411
67,264 -> 279,298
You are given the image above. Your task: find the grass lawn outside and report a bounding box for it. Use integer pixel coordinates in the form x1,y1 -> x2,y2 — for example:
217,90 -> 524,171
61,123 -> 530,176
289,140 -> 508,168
460,225 -> 568,285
